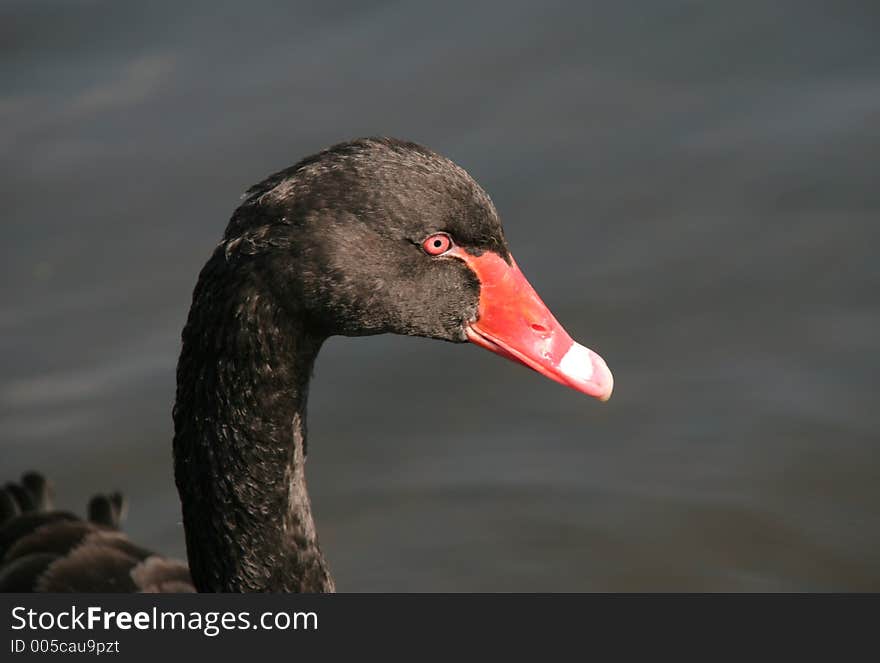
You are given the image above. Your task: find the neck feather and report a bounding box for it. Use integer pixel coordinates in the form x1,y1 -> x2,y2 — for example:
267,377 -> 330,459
173,251 -> 333,592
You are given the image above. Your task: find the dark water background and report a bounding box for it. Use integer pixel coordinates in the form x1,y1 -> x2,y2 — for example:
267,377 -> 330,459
2,1 -> 878,590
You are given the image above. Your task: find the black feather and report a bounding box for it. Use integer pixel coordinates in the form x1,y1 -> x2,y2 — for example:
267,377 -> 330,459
0,553 -> 59,592
0,473 -> 192,592
0,489 -> 21,525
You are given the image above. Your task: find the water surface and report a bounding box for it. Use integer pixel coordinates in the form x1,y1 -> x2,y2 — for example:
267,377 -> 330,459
2,1 -> 878,590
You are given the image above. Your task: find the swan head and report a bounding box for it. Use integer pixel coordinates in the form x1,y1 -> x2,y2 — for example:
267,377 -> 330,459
221,137 -> 613,401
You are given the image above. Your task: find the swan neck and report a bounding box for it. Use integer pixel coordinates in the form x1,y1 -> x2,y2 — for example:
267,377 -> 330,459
173,252 -> 333,592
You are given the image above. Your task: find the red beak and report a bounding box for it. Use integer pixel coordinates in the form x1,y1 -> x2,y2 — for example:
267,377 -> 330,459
451,247 -> 613,401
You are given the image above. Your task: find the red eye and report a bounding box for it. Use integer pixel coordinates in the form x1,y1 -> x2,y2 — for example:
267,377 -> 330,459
422,233 -> 452,256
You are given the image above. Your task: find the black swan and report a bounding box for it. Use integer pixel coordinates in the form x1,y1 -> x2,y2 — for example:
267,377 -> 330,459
0,138 -> 613,592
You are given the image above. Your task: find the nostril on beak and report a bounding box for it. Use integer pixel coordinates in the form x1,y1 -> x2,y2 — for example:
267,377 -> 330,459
530,323 -> 548,333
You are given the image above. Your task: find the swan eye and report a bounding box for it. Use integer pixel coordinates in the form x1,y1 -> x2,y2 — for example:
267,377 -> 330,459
422,233 -> 453,256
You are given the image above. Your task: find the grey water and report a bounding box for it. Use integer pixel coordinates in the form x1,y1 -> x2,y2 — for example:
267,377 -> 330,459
2,1 -> 878,590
